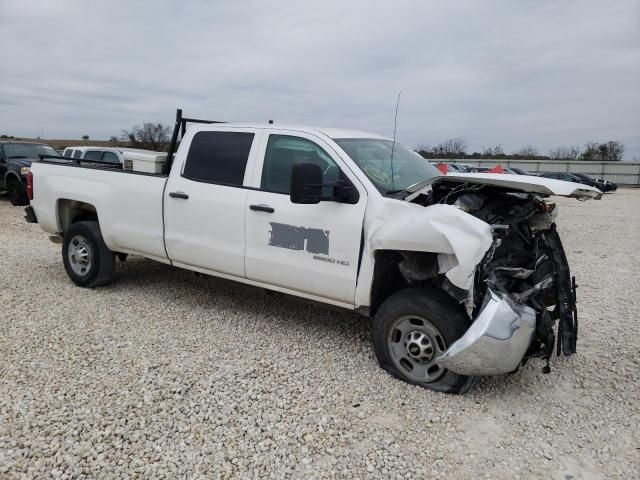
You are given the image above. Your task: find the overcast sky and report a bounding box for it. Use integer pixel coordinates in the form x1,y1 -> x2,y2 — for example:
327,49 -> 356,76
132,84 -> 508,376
1,0 -> 639,159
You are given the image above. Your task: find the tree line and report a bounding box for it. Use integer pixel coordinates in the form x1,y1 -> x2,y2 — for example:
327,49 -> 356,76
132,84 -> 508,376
115,124 -> 627,162
417,137 -> 625,161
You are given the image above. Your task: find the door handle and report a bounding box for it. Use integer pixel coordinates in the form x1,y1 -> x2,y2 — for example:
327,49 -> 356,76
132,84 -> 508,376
169,191 -> 189,199
249,204 -> 275,213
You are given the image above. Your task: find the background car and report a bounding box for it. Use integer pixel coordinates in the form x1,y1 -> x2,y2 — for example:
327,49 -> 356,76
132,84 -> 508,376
447,163 -> 471,172
507,166 -> 534,175
571,172 -> 617,192
539,172 -> 605,192
0,141 -> 60,205
468,166 -> 491,173
62,146 -> 163,167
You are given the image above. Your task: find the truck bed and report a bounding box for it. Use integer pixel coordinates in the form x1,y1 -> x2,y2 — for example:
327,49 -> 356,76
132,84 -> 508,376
31,160 -> 170,263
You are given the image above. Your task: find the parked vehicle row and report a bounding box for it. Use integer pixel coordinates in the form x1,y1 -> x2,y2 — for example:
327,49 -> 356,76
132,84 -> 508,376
435,162 -> 617,193
0,143 -> 171,206
24,109 -> 602,394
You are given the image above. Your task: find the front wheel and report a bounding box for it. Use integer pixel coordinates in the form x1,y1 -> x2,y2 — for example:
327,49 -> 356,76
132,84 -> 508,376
62,221 -> 115,288
373,288 -> 475,394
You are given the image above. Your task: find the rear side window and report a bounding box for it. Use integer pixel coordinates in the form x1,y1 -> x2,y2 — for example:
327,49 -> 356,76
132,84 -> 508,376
102,152 -> 119,163
183,131 -> 254,186
73,150 -> 82,159
84,150 -> 102,160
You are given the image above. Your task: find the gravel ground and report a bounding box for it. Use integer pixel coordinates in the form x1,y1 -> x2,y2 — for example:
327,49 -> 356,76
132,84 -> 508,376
1,190 -> 639,479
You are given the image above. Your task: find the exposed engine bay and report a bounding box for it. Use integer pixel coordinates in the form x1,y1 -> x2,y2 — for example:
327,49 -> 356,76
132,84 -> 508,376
410,181 -> 579,374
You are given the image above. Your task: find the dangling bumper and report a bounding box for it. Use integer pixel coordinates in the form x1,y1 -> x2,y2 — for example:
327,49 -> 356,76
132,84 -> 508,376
437,289 -> 537,376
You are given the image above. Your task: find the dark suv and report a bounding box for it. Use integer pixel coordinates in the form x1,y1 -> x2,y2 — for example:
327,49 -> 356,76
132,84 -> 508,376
0,141 -> 60,205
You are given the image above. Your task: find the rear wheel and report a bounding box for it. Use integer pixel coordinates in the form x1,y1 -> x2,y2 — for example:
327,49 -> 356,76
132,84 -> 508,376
373,288 -> 475,394
7,178 -> 28,206
62,221 -> 115,288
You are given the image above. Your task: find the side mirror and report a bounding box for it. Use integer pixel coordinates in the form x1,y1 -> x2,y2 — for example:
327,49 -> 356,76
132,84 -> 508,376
290,162 -> 323,204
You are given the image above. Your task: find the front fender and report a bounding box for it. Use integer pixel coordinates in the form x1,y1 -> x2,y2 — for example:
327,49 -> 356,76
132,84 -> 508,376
355,198 -> 493,308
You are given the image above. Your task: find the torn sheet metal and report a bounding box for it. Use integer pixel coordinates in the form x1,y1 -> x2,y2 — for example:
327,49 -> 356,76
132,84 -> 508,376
355,199 -> 493,307
437,289 -> 536,376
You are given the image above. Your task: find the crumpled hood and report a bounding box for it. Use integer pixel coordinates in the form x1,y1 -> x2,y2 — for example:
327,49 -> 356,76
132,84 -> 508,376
430,173 -> 602,200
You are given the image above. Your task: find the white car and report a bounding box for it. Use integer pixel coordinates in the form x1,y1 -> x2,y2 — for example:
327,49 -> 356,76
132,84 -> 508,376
26,111 -> 601,394
62,146 -> 162,166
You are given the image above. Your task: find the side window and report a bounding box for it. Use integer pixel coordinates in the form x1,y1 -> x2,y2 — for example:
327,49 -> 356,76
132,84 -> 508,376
63,148 -> 72,157
84,150 -> 102,160
260,135 -> 340,195
72,150 -> 82,159
102,152 -> 120,164
183,131 -> 254,186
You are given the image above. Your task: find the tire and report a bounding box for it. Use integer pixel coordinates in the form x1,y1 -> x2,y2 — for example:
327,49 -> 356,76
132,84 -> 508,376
62,221 -> 115,288
7,178 -> 28,206
373,287 -> 476,394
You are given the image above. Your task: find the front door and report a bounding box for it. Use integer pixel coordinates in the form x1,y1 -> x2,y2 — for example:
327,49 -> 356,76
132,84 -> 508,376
244,131 -> 367,305
164,128 -> 261,277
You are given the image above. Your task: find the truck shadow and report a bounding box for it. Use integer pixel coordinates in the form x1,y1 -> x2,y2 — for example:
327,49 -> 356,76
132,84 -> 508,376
109,255 -> 373,350
100,256 -> 562,396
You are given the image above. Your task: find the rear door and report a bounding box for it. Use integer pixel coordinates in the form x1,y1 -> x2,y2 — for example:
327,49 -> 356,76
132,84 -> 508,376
164,128 -> 262,278
244,130 -> 367,305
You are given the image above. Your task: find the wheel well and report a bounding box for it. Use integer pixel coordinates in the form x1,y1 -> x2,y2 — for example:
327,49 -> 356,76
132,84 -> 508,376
369,250 -> 440,315
5,172 -> 21,186
57,199 -> 99,234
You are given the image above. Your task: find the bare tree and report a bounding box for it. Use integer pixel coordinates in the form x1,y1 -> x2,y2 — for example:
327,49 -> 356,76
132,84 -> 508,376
549,146 -> 581,160
122,123 -> 171,151
437,137 -> 467,157
416,139 -> 466,159
109,136 -> 118,143
81,135 -> 90,141
516,145 -> 539,158
482,145 -> 504,157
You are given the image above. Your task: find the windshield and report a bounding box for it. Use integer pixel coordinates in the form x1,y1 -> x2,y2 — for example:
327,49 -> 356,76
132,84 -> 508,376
334,138 -> 441,195
4,143 -> 60,159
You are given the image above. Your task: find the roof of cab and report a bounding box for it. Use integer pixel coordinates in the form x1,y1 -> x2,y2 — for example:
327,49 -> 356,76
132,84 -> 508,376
188,123 -> 391,141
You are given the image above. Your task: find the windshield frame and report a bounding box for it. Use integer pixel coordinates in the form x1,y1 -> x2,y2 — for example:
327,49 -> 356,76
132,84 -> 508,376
333,137 -> 441,196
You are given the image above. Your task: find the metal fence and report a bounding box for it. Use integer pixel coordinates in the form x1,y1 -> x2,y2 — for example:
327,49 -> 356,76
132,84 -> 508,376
435,159 -> 640,187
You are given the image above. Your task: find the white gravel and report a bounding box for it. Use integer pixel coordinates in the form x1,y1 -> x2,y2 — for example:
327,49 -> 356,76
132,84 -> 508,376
1,190 -> 639,479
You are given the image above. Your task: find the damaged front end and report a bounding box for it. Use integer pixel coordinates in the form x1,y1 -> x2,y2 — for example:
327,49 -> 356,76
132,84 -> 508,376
415,187 -> 579,376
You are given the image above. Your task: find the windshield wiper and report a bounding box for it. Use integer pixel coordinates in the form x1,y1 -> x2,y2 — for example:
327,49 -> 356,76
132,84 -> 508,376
7,155 -> 29,159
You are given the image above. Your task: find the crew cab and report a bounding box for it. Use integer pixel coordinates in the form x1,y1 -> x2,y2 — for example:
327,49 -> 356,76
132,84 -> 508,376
0,141 -> 60,205
26,110 -> 602,393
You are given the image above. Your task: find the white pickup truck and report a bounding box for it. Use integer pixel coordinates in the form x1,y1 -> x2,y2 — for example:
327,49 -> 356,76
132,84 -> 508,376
26,110 -> 601,394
